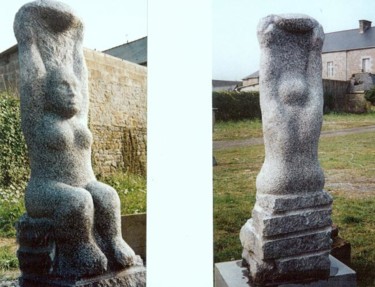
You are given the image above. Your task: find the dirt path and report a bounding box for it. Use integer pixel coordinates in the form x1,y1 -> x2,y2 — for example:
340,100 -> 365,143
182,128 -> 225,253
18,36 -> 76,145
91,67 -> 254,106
213,125 -> 375,150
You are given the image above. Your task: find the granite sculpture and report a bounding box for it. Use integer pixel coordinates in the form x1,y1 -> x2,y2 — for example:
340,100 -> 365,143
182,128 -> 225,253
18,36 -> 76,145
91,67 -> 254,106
14,1 -> 145,285
240,14 -> 333,286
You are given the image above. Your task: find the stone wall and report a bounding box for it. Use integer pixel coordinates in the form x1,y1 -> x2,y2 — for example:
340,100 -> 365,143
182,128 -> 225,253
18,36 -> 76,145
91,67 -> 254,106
84,49 -> 147,176
0,46 -> 147,176
322,51 -> 347,80
347,48 -> 375,75
322,47 -> 375,81
0,46 -> 20,93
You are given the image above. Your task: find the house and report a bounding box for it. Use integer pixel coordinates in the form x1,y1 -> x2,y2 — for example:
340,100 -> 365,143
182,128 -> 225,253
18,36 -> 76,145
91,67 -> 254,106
322,20 -> 375,82
212,79 -> 241,91
239,20 -> 375,93
238,71 -> 259,92
103,36 -> 147,66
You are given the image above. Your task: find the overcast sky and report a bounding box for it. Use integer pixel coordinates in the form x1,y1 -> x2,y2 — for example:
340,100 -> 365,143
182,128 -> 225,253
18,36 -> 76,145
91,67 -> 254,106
0,0 -> 147,52
213,0 -> 375,81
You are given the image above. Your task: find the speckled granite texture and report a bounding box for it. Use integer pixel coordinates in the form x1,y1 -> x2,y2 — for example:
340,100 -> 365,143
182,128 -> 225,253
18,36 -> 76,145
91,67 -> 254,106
240,14 -> 332,286
13,1 -> 144,284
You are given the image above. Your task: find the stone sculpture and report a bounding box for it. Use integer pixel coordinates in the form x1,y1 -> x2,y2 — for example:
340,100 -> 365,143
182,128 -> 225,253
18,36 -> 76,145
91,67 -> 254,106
14,1 -> 145,285
240,14 -> 333,286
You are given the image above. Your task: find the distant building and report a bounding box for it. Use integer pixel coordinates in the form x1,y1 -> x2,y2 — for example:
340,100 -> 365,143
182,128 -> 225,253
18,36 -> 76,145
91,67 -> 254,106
240,20 -> 375,92
238,71 -> 259,92
103,36 -> 147,66
212,79 -> 241,91
322,20 -> 375,81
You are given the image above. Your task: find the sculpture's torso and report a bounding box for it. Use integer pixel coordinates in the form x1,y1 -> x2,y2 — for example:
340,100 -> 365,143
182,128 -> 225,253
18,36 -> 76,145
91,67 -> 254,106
28,114 -> 95,186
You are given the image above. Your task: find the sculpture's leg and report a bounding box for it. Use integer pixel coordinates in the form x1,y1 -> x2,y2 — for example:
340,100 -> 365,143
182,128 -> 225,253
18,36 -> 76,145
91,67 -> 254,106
25,179 -> 108,277
86,181 -> 141,271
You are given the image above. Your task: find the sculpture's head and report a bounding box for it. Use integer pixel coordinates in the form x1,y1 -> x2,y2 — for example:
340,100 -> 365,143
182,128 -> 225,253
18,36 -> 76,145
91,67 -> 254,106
257,14 -> 324,49
45,69 -> 81,118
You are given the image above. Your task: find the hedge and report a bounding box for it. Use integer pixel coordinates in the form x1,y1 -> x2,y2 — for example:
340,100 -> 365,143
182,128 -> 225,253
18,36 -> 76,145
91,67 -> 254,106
213,89 -> 371,122
212,91 -> 261,121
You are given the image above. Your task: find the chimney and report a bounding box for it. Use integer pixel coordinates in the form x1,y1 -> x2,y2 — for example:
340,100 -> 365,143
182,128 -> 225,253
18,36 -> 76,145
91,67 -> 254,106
359,20 -> 372,33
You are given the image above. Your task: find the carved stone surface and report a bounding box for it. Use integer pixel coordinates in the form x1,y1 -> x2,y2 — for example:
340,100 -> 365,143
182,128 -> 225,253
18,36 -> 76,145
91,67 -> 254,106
240,14 -> 332,286
13,0 -> 144,284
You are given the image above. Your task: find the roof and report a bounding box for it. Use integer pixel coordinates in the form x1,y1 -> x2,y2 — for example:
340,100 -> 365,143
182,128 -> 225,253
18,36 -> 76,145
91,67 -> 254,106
0,45 -> 18,59
103,36 -> 147,65
212,80 -> 241,87
242,70 -> 259,80
323,27 -> 375,53
212,80 -> 241,91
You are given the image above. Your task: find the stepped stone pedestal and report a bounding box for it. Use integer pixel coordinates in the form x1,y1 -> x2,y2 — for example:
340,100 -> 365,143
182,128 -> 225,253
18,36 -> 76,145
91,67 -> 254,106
240,192 -> 333,284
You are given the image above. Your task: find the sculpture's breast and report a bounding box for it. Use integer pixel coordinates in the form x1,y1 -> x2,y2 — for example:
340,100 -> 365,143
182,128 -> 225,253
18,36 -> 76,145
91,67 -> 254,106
37,117 -> 71,150
74,124 -> 92,150
37,116 -> 92,151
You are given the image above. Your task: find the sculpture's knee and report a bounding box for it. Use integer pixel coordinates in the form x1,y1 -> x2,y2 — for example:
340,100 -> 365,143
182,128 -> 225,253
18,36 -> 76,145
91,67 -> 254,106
58,188 -> 94,219
86,181 -> 120,210
54,189 -> 94,242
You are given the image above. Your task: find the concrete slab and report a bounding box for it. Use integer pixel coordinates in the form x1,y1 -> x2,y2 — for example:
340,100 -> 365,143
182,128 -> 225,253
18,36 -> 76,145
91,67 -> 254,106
215,255 -> 356,287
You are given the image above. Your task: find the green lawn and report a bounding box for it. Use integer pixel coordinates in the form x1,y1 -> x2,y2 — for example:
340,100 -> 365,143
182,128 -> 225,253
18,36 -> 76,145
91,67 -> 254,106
214,132 -> 375,287
213,112 -> 375,141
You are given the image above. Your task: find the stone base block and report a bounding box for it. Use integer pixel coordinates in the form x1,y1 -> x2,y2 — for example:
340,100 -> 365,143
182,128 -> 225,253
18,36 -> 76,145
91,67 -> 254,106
252,205 -> 332,237
241,219 -> 331,260
19,265 -> 146,287
256,191 -> 332,213
214,255 -> 356,287
243,251 -> 331,285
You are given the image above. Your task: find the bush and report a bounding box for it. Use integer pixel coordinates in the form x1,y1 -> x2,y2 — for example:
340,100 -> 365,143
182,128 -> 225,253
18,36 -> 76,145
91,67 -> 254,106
0,91 -> 28,237
0,92 -> 29,187
212,91 -> 261,121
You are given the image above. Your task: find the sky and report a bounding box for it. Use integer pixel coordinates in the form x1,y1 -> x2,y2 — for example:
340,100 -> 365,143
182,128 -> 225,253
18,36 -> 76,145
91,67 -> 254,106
213,0 -> 375,81
0,0 -> 147,53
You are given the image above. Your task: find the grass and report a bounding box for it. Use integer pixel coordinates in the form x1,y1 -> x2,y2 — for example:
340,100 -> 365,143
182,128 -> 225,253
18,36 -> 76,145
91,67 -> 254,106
0,171 -> 146,279
213,119 -> 263,141
214,132 -> 375,287
0,240 -> 18,280
213,111 -> 375,141
101,172 -> 147,215
323,111 -> 375,131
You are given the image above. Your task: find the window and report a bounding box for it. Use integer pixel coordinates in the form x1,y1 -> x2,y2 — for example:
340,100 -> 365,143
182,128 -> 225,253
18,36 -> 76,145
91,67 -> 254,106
327,62 -> 334,78
362,58 -> 370,72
